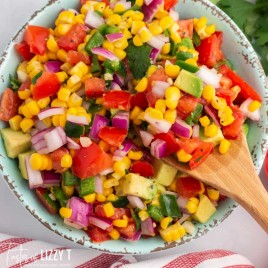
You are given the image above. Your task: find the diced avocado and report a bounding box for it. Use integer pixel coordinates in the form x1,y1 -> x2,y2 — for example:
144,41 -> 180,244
174,69 -> 203,98
242,123 -> 249,137
153,159 -> 178,186
119,173 -> 157,200
200,127 -> 224,145
192,194 -> 216,223
18,150 -> 34,180
0,128 -> 31,158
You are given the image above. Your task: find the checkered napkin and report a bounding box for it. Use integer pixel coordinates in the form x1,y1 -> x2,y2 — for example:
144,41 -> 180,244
0,233 -> 254,268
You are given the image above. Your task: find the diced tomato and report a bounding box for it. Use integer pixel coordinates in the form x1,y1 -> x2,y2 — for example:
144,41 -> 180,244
178,138 -> 203,154
222,106 -> 245,139
147,68 -> 169,92
116,222 -> 136,239
95,205 -> 130,220
177,94 -> 200,119
15,41 -> 35,61
57,23 -> 87,51
18,78 -> 31,91
98,126 -> 127,147
66,50 -> 91,65
72,142 -> 113,179
80,0 -> 88,5
164,0 -> 178,10
130,161 -> 155,177
176,176 -> 202,198
103,90 -> 131,111
85,77 -> 106,98
50,147 -> 69,173
0,88 -> 21,121
189,142 -> 214,169
196,32 -> 224,68
35,188 -> 58,215
146,91 -> 160,107
32,72 -> 61,100
24,25 -> 50,55
216,88 -> 237,105
177,19 -> 194,39
219,64 -> 262,102
131,92 -> 148,110
154,132 -> 180,156
86,226 -> 110,243
219,75 -> 233,90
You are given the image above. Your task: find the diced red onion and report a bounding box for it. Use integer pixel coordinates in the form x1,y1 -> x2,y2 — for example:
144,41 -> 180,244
67,114 -> 89,125
147,36 -> 165,51
111,81 -> 122,90
169,8 -> 179,21
156,34 -> 169,43
89,114 -> 109,142
163,191 -> 178,198
85,8 -> 105,29
99,167 -> 114,176
34,119 -> 48,131
25,156 -> 43,189
178,213 -> 191,224
196,66 -> 222,88
204,105 -> 220,127
37,148 -> 50,155
127,195 -> 145,210
94,176 -> 103,194
141,217 -> 155,236
152,81 -> 169,98
42,170 -> 61,187
80,136 -> 92,147
44,61 -> 63,73
171,118 -> 192,138
192,124 -> 200,138
112,112 -> 129,130
30,128 -> 39,136
142,0 -> 164,22
91,47 -> 119,61
113,73 -> 125,87
44,126 -> 67,153
64,218 -> 83,229
121,230 -> 142,241
177,196 -> 189,210
75,87 -> 86,97
150,139 -> 167,159
33,139 -> 47,151
67,137 -> 81,150
140,130 -> 154,147
144,0 -> 153,5
68,8 -> 79,15
150,47 -> 160,63
116,0 -> 131,9
38,107 -> 65,121
106,32 -> 124,43
88,216 -> 112,230
144,113 -> 172,133
31,127 -> 53,145
239,98 -> 260,121
113,139 -> 133,161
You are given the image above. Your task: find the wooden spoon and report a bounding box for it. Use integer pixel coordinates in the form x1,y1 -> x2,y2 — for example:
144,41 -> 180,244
163,134 -> 268,233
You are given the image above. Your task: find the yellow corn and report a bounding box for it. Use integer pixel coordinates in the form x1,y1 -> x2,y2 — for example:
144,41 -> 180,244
108,229 -> 120,240
67,93 -> 83,107
148,21 -> 163,36
114,3 -> 126,13
56,11 -> 75,25
177,149 -> 192,163
114,38 -> 129,50
155,8 -> 169,19
155,99 -> 167,114
122,156 -> 131,169
113,48 -> 126,60
211,96 -> 227,110
94,2 -> 106,12
165,99 -> 179,109
135,0 -> 144,6
47,51 -> 58,60
67,75 -> 81,91
199,116 -> 210,127
51,98 -> 67,108
26,100 -> 40,116
160,217 -> 173,230
104,178 -> 119,188
195,17 -> 207,30
169,179 -> 177,192
57,23 -> 72,36
160,16 -> 174,30
47,35 -> 59,52
61,181 -> 74,197
185,58 -> 198,66
57,49 -> 68,62
203,85 -> 215,102
219,139 -> 231,154
220,114 -> 234,126
20,118 -> 34,132
248,100 -> 261,112
139,28 -> 153,42
102,40 -> 114,52
103,187 -> 114,197
186,197 -> 199,213
165,86 -> 181,101
170,32 -> 181,43
113,219 -> 128,228
36,53 -> 49,64
161,43 -> 171,55
96,193 -> 106,202
69,62 -> 89,78
159,222 -> 186,242
107,14 -> 121,26
128,150 -> 143,160
103,6 -> 114,18
207,188 -> 220,201
37,97 -> 50,109
135,77 -> 148,92
57,87 -> 71,102
123,10 -> 135,19
138,210 -> 149,221
205,24 -> 216,35
59,207 -> 72,219
204,123 -> 218,137
164,109 -> 177,124
218,106 -> 233,118
165,64 -> 180,78
178,46 -> 188,52
18,89 -> 31,100
106,194 -> 118,202
148,108 -> 163,120
130,106 -> 143,121
9,115 -> 22,131
80,2 -> 91,14
147,65 -> 157,76
131,21 -> 145,35
56,71 -> 69,83
42,118 -> 52,127
73,14 -> 85,25
103,202 -> 115,218
83,193 -> 96,203
30,153 -> 53,171
113,162 -> 127,175
61,154 -> 72,168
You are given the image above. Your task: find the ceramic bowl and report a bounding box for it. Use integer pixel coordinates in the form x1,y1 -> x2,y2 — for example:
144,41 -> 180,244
0,0 -> 267,254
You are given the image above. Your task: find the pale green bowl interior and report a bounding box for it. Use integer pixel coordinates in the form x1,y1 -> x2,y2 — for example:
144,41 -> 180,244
0,0 -> 267,254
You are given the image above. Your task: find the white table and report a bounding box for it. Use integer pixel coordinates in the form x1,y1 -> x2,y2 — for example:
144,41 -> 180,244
0,0 -> 267,267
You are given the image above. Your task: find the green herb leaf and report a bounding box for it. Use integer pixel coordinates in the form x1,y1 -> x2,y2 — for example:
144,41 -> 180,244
9,75 -> 21,92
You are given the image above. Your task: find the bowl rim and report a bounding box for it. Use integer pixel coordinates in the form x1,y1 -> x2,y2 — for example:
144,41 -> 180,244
0,0 -> 267,255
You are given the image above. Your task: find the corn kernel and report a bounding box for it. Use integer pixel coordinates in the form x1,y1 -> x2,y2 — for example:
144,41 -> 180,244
20,118 -> 34,132
186,197 -> 199,213
204,123 -> 218,137
108,229 -> 120,240
199,116 -> 210,127
161,43 -> 171,55
135,77 -> 148,92
42,118 -> 52,127
139,28 -> 153,43
103,202 -> 115,218
94,2 -> 106,12
47,51 -> 58,60
147,65 -> 157,76
128,150 -> 143,161
57,49 -> 68,62
51,98 -> 67,108
67,93 -> 83,108
47,35 -> 59,52
131,21 -> 145,35
56,71 -> 69,83
138,210 -> 149,221
207,188 -> 220,201
165,99 -> 179,109
104,178 -> 119,188
121,156 -> 131,169
30,153 -> 43,170
96,193 -> 106,202
106,194 -> 118,202
130,106 -> 143,121
56,11 -> 75,25
148,21 -> 163,35
57,87 -> 71,102
155,99 -> 167,114
37,97 -> 50,109
113,48 -> 126,60
107,14 -> 121,26
165,65 -> 180,78
26,101 -> 40,116
103,6 -> 114,18
61,181 -> 74,197
69,62 -> 89,78
159,222 -> 183,242
164,109 -> 177,124
219,138 -> 231,154
160,16 -> 174,30
170,32 -> 181,43
196,17 -> 207,30
57,23 -> 72,36
59,207 -> 72,219
165,86 -> 181,101
248,100 -> 261,112
211,96 -> 227,110
83,193 -> 96,203
9,115 -> 23,131
177,149 -> 192,163
220,114 -> 235,126
148,108 -> 163,120
160,217 -> 173,230
61,154 -> 72,168
112,219 -> 128,228
205,24 -> 216,35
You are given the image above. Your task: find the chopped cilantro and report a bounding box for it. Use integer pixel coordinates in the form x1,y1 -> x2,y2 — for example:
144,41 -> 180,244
9,75 -> 21,92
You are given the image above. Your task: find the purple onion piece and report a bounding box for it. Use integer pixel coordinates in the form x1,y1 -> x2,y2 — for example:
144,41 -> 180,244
112,111 -> 129,130
150,139 -> 167,159
89,114 -> 109,142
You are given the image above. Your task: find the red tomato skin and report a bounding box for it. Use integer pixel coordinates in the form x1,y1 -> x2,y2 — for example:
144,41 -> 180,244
15,41 -> 35,61
24,25 -> 50,55
164,0 -> 178,10
178,138 -> 203,154
35,188 -> 58,215
0,88 -> 21,121
147,68 -> 169,92
177,19 -> 194,39
196,32 -> 224,68
176,176 -> 202,198
177,94 -> 200,119
50,147 -> 69,173
216,88 -> 237,106
98,126 -> 128,147
86,226 -> 110,243
189,142 -> 214,169
85,77 -> 106,98
130,161 -> 155,177
103,91 -> 131,111
95,205 -> 130,220
131,92 -> 148,110
66,50 -> 91,65
57,24 -> 87,51
72,142 -> 113,179
116,222 -> 136,239
18,78 -> 31,91
32,72 -> 61,100
154,132 -> 180,156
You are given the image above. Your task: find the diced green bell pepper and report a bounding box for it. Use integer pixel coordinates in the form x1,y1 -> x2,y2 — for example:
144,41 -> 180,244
160,194 -> 181,218
112,196 -> 129,208
185,103 -> 203,125
80,177 -> 95,197
176,60 -> 199,73
85,31 -> 105,54
63,171 -> 80,186
147,205 -> 164,222
65,121 -> 85,138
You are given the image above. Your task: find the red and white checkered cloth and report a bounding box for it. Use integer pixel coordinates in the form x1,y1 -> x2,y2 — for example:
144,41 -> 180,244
0,233 -> 254,268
